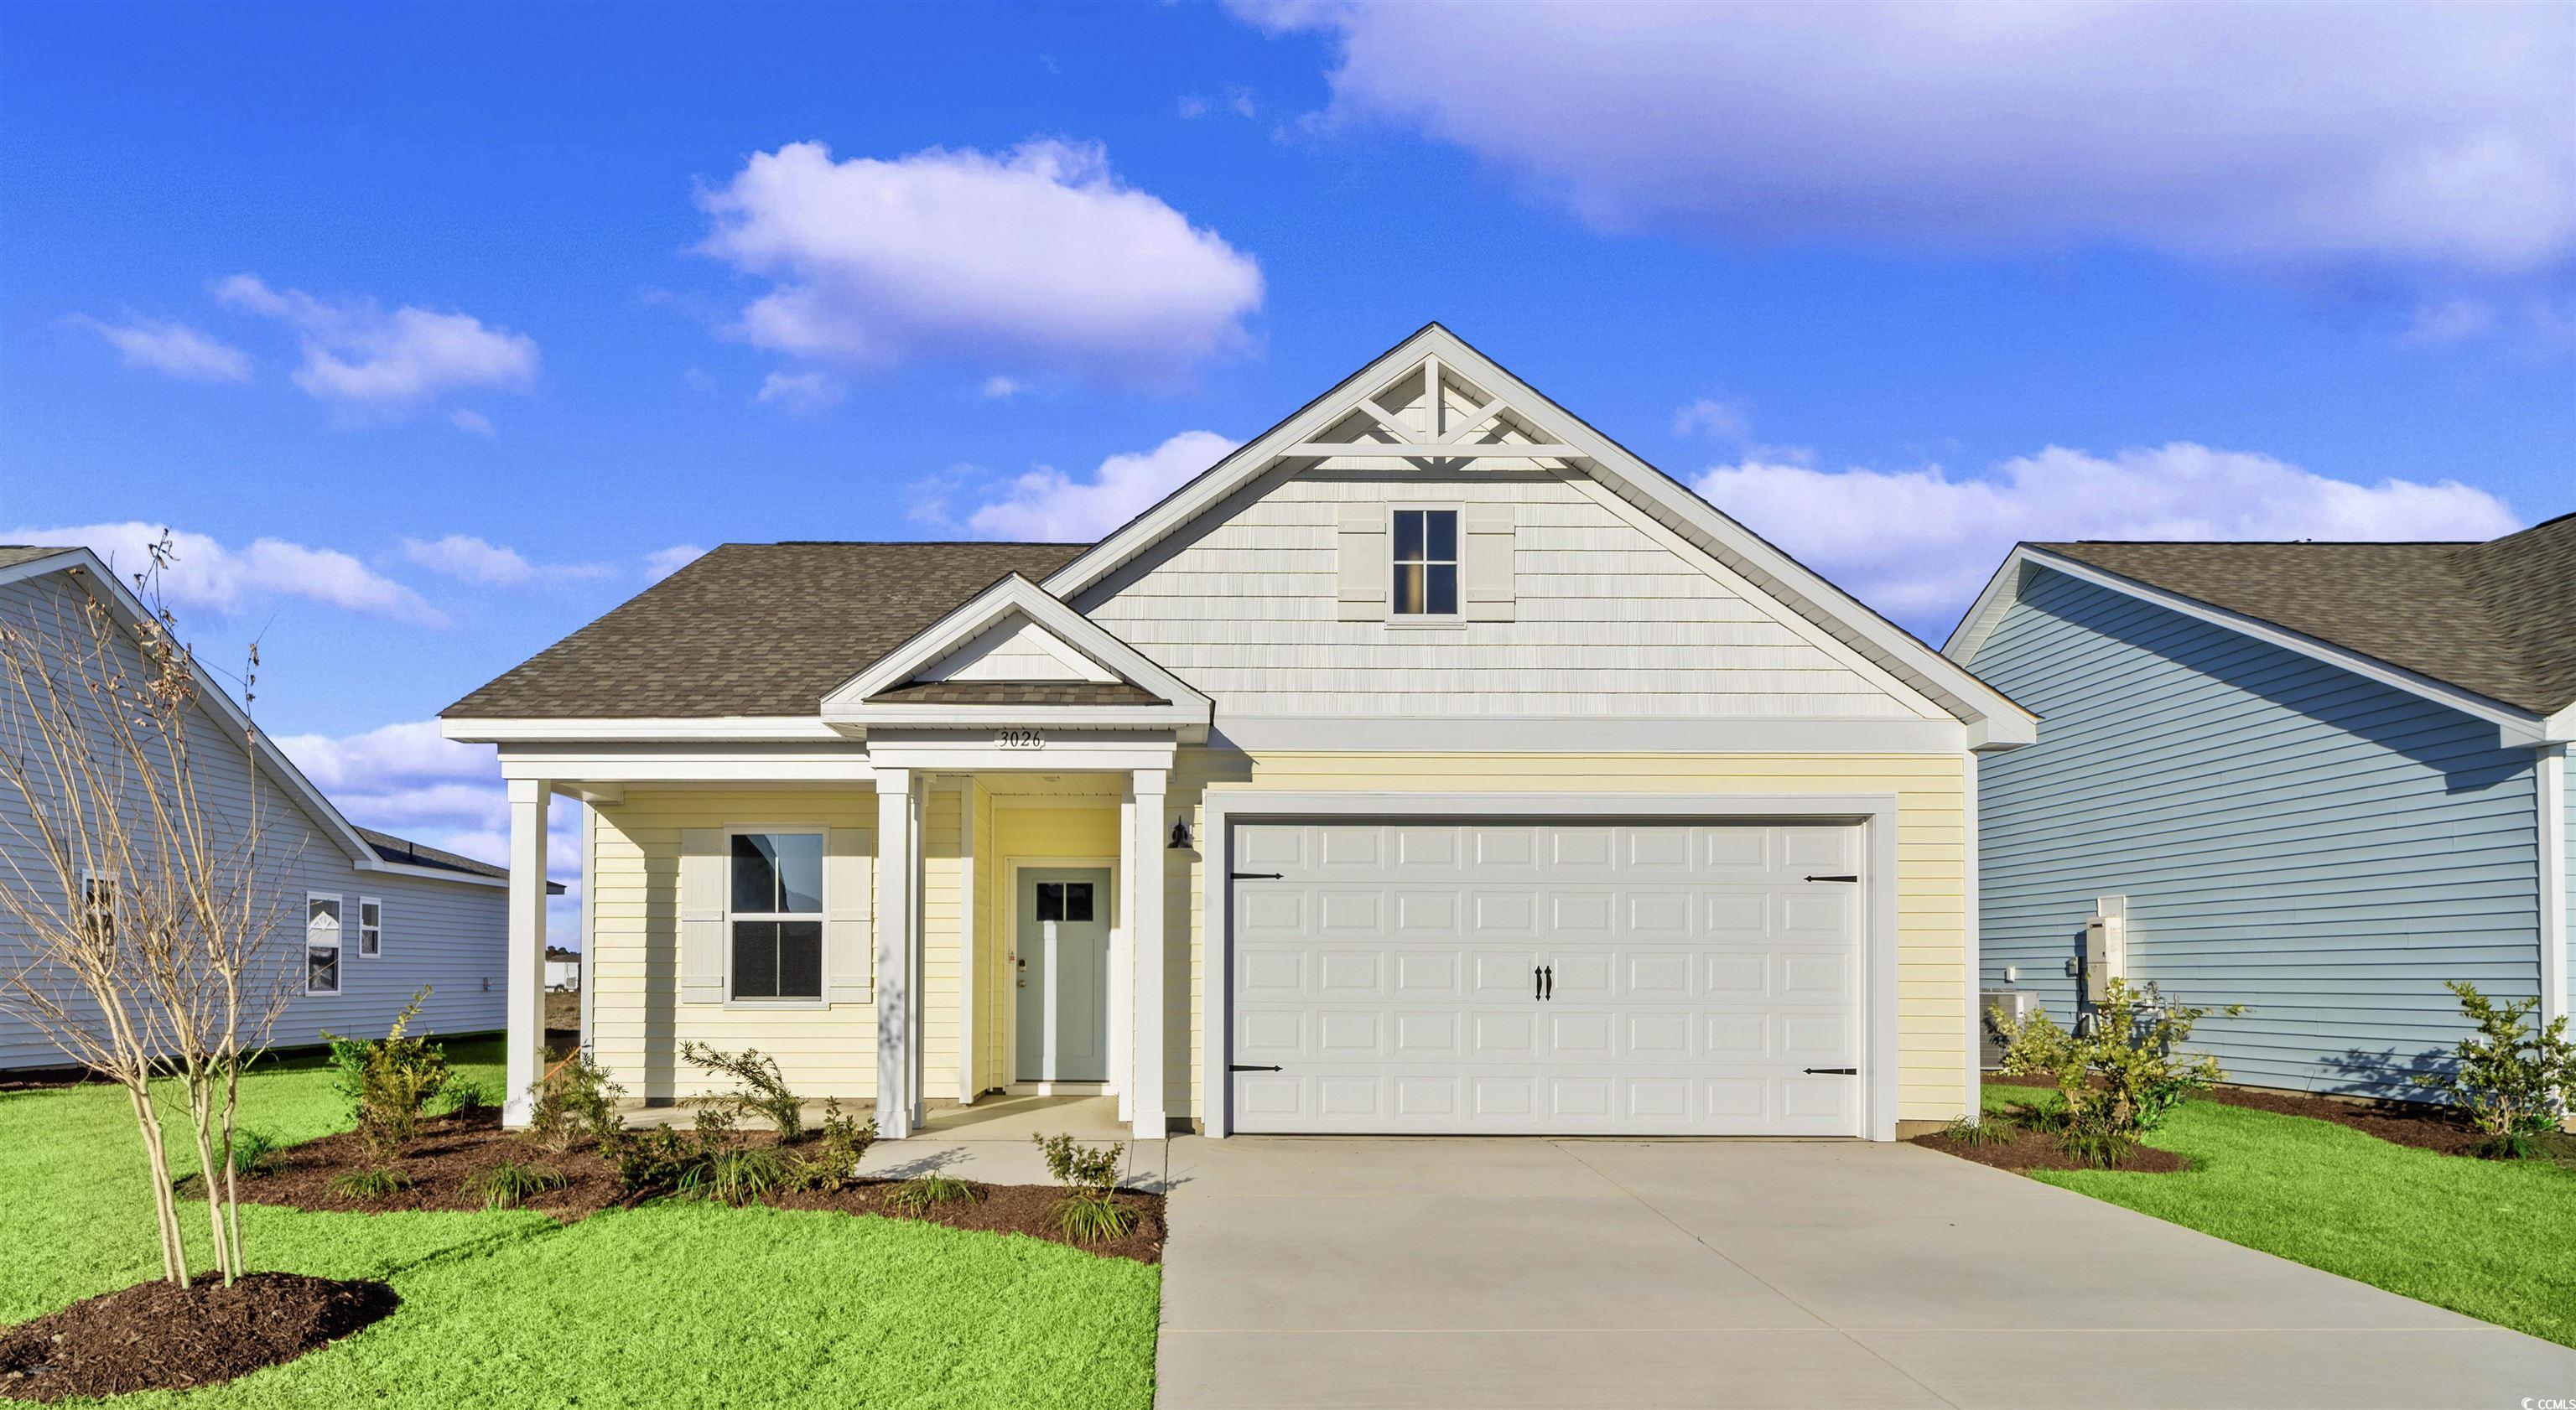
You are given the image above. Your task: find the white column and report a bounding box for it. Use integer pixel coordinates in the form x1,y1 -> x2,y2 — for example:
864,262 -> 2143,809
875,770 -> 917,1138
2539,744 -> 2568,1036
1113,785 -> 1136,1123
1961,751 -> 1984,1125
501,777 -> 550,1127
1129,769 -> 1168,1139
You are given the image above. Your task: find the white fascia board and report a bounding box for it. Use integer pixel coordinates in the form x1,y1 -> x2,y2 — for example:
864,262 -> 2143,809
1942,548 -> 2032,665
11,550 -> 382,871
356,858 -> 510,889
844,702 -> 1209,738
494,741 -> 875,784
825,573 -> 1211,718
1208,714 -> 1969,754
2001,548 -> 2550,749
2546,702 -> 2575,747
1041,324 -> 2033,744
441,716 -> 844,743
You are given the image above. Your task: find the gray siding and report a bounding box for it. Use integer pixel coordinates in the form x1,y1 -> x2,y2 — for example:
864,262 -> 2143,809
1967,566 -> 2542,1096
0,570 -> 506,1070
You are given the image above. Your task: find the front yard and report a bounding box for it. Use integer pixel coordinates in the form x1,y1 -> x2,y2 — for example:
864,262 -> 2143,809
0,1040 -> 1160,1407
1972,1081 -> 2576,1349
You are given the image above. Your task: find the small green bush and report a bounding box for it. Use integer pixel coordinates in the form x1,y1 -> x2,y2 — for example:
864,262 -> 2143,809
323,988 -> 450,1165
226,1129 -> 278,1176
465,1159 -> 568,1210
527,1053 -> 625,1153
784,1099 -> 876,1193
886,1171 -> 976,1214
2412,981 -> 2576,1155
605,1123 -> 692,1197
1994,978 -> 2243,1168
676,1147 -> 787,1207
681,1041 -> 806,1143
431,1078 -> 492,1117
1034,1133 -> 1133,1242
1940,1115 -> 2009,1147
329,1165 -> 414,1198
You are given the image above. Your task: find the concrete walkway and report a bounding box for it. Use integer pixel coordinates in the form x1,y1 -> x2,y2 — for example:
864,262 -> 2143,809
855,1094 -> 1169,1186
1154,1136 -> 2576,1410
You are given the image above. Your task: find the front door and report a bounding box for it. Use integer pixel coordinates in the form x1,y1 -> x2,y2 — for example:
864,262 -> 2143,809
1016,868 -> 1111,1083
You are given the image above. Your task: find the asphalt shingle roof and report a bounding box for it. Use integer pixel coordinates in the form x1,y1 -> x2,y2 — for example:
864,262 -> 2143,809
0,546 -> 76,570
865,681 -> 1163,707
356,825 -> 569,891
2038,512 -> 2576,715
443,542 -> 1090,718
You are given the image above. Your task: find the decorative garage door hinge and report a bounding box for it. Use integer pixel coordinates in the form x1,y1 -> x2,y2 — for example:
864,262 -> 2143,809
1804,874 -> 1859,882
1228,1064 -> 1284,1072
1230,871 -> 1285,880
1803,1067 -> 1859,1076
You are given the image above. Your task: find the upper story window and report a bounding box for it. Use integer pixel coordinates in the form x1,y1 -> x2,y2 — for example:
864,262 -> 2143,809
1391,507 -> 1459,617
730,832 -> 823,1001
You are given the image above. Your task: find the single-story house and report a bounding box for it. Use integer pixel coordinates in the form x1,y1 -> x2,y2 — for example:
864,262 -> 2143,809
546,946 -> 582,992
441,324 -> 2035,1141
1945,517 -> 2573,1095
0,547 -> 553,1070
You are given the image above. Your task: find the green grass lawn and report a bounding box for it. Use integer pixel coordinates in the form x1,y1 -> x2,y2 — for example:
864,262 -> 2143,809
1,1039 -> 1160,1407
1982,1084 -> 2576,1348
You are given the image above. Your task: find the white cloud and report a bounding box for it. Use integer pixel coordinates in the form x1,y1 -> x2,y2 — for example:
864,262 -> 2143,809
449,407 -> 496,436
70,314 -> 252,382
6,521 -> 447,626
1672,396 -> 1750,440
1243,1 -> 2576,272
981,375 -> 1026,399
645,544 -> 709,580
696,139 -> 1264,381
400,534 -> 611,588
214,274 -> 539,406
966,430 -> 1238,542
1691,443 -> 2521,631
754,369 -> 845,414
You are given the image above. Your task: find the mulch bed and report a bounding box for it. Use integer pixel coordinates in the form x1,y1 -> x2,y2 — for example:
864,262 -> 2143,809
192,1109 -> 1165,1263
1984,1072 -> 2513,1159
1912,1121 -> 2190,1174
0,1273 -> 396,1402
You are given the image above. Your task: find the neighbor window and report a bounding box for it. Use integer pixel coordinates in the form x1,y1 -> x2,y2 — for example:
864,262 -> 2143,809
80,874 -> 116,946
306,894 -> 342,996
358,897 -> 382,958
730,832 -> 823,1001
1391,508 -> 1459,616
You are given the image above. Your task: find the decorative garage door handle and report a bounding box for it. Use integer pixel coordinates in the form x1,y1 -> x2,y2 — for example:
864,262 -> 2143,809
1533,964 -> 1554,1001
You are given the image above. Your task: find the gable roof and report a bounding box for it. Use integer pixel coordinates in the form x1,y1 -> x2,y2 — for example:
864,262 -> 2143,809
1945,513 -> 2576,740
444,542 -> 1086,718
356,826 -> 563,892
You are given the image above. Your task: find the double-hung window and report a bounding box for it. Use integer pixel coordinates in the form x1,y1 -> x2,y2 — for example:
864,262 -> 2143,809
80,874 -> 117,946
730,832 -> 823,1001
1390,507 -> 1460,617
358,897 -> 382,957
306,894 -> 342,996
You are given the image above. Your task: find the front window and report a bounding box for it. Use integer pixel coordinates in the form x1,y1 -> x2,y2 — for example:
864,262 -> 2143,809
307,894 -> 342,995
1391,507 -> 1459,616
730,832 -> 823,1001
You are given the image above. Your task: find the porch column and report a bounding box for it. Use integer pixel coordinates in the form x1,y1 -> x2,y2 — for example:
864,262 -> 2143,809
501,778 -> 550,1127
1114,785 -> 1136,1123
1129,768 -> 1168,1139
875,769 -> 919,1138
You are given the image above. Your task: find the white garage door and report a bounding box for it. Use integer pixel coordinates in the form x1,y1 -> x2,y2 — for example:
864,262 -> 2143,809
1227,820 -> 1866,1136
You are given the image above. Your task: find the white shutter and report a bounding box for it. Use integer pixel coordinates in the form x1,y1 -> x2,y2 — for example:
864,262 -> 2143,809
1336,502 -> 1389,621
1464,503 -> 1515,622
824,827 -> 875,1005
678,829 -> 726,1004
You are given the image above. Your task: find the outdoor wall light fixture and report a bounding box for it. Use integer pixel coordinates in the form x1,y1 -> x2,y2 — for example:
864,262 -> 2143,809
1169,819 -> 1193,850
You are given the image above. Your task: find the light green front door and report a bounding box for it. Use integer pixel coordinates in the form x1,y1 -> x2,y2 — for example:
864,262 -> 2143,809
1016,868 -> 1111,1083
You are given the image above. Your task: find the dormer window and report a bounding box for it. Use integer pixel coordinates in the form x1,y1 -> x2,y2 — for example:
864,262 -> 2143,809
1391,507 -> 1459,617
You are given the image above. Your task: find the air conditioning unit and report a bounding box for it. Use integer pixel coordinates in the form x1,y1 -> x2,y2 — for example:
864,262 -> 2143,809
1980,989 -> 2038,1070
2085,896 -> 2128,1003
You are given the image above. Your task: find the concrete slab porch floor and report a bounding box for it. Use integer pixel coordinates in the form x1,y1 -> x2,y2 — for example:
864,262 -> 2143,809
1155,1136 -> 2576,1410
856,1095 -> 1168,1187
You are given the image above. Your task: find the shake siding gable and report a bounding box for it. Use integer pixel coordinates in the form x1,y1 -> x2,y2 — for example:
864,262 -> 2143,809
1968,568 -> 2542,1096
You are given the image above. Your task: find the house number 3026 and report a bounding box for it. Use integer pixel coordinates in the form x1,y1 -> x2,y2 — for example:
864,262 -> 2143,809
995,728 -> 1046,749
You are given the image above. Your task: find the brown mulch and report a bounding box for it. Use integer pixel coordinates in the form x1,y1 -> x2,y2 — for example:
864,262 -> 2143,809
1984,1072 -> 2505,1159
1912,1122 -> 2190,1174
191,1108 -> 1165,1262
0,1273 -> 396,1402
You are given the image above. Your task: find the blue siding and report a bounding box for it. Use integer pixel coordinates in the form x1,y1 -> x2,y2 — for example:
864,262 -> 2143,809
1968,567 -> 2542,1096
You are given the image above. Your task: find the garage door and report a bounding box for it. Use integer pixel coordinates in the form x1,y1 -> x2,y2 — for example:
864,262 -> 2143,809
1227,820 -> 1865,1136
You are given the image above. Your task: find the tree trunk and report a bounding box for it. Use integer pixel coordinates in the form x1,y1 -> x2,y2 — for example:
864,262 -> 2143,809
184,1066 -> 231,1283
127,1085 -> 185,1286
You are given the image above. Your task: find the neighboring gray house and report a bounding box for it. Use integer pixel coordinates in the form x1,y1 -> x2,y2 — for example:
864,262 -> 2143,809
0,546 -> 548,1070
1945,516 -> 2573,1096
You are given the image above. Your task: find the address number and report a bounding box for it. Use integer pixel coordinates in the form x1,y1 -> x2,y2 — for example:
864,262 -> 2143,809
995,728 -> 1047,749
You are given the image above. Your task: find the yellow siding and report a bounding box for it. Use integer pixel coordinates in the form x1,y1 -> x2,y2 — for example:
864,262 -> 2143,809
1161,751 -> 1973,1127
588,789 -> 879,1102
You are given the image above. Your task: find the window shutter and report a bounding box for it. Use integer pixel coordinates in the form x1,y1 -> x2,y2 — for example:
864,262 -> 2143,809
678,829 -> 725,1004
824,827 -> 874,1005
1463,503 -> 1515,622
1336,502 -> 1389,621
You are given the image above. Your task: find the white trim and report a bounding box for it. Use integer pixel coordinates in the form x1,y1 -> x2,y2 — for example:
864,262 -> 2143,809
874,770 -> 918,1138
719,824 -> 829,1007
1208,715 -> 1970,754
579,799 -> 596,1057
446,716 -> 844,743
1039,324 -> 2031,744
1006,1081 -> 1110,1096
1961,753 -> 1984,1124
494,741 -> 873,785
304,890 -> 343,997
1948,547 -> 2558,747
356,895 -> 382,959
1130,768 -> 1168,1139
956,779 -> 980,1106
1386,502 -> 1463,622
501,778 -> 549,1127
1194,788 -> 1904,1142
2540,745 -> 2568,1035
860,732 -> 1179,775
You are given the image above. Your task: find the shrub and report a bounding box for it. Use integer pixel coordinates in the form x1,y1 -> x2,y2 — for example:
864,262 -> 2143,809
784,1099 -> 876,1193
323,988 -> 449,1165
1940,1115 -> 2009,1147
2412,981 -> 2576,1157
527,1053 -> 625,1153
465,1159 -> 568,1210
431,1078 -> 491,1117
886,1171 -> 977,1213
605,1123 -> 693,1197
1033,1133 -> 1133,1242
675,1147 -> 787,1207
329,1165 -> 414,1198
680,1041 -> 804,1143
1994,978 -> 2243,1168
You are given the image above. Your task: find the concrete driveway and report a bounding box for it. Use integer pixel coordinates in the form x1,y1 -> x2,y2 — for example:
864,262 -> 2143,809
1154,1136 -> 2576,1410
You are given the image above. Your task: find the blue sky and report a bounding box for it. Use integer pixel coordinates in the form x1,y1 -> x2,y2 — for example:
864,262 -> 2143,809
4,1 -> 2571,930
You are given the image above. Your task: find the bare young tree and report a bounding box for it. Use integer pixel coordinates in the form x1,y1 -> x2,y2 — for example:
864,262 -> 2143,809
0,535 -> 298,1288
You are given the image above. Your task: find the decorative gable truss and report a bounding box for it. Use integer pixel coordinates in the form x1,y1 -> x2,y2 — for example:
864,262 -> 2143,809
820,573 -> 1214,739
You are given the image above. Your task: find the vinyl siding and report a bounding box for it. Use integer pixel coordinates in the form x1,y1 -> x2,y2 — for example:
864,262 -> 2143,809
1074,469 -> 1938,722
1966,567 -> 2543,1096
0,571 -> 506,1070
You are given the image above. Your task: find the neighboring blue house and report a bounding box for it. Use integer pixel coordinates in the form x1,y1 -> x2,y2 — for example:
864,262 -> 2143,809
1945,516 -> 2573,1096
